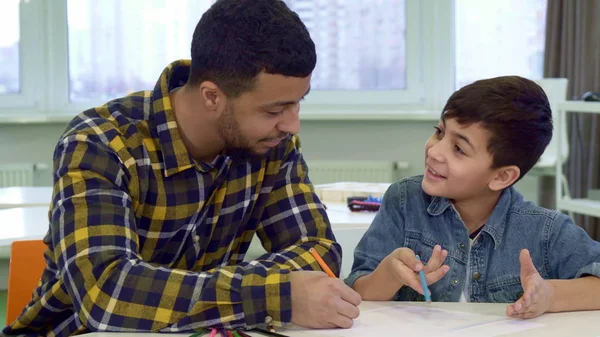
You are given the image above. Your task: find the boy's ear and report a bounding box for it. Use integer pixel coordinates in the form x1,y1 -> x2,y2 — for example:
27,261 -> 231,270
489,165 -> 520,191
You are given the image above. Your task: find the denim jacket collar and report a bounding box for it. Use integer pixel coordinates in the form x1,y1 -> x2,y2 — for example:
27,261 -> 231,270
426,187 -> 514,249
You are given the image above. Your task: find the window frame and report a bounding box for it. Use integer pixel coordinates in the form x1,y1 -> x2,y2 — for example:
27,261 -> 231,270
0,0 -> 47,111
1,0 -> 456,119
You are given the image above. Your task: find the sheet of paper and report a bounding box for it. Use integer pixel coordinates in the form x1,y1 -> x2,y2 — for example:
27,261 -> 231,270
301,305 -> 544,337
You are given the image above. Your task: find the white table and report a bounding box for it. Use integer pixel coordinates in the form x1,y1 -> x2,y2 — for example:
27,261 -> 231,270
0,206 -> 50,258
323,202 -> 376,277
81,301 -> 600,337
0,202 -> 376,273
245,202 -> 376,278
323,202 -> 376,230
0,186 -> 53,209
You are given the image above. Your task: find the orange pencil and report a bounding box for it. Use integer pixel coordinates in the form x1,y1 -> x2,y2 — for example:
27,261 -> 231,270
309,248 -> 336,278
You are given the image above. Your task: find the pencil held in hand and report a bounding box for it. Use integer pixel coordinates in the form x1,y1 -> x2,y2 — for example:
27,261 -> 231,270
415,255 -> 432,303
309,248 -> 336,278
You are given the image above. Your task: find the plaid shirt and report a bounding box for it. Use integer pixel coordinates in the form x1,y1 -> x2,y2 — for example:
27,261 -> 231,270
3,60 -> 341,336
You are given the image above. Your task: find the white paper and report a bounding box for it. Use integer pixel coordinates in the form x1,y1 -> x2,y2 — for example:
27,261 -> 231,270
304,305 -> 544,337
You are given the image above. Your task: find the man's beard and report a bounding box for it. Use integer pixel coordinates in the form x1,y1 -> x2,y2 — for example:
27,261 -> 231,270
217,106 -> 290,160
216,107 -> 266,160
217,106 -> 249,151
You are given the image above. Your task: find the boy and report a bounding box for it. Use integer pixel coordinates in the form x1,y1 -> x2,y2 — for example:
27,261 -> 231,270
345,76 -> 600,319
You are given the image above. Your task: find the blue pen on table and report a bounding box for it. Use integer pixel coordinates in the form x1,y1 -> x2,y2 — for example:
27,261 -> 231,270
415,255 -> 431,303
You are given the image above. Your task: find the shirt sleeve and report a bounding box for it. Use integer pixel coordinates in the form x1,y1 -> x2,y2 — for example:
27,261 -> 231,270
546,214 -> 600,279
50,133 -> 304,333
343,181 -> 405,288
252,136 -> 343,314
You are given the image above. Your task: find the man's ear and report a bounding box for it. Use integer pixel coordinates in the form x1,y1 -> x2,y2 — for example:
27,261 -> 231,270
198,81 -> 226,112
489,165 -> 520,191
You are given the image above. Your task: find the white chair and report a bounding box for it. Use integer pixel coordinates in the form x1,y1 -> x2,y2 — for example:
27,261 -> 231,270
533,79 -> 569,173
531,78 -> 573,216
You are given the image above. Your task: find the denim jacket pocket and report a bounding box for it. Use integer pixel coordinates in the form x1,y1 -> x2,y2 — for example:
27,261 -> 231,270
404,230 -> 438,262
390,231 -> 437,302
486,276 -> 524,303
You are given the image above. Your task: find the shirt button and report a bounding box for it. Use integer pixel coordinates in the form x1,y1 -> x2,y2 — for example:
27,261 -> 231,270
452,279 -> 459,285
459,243 -> 466,249
193,235 -> 200,243
472,272 -> 481,281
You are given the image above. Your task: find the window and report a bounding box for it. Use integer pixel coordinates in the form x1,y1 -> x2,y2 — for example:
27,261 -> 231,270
455,0 -> 547,89
287,0 -> 406,90
0,0 -> 20,95
67,0 -> 214,102
67,0 -> 408,102
5,1 -> 553,117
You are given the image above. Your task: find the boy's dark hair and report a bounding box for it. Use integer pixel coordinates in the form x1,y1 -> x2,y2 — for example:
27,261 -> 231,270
443,76 -> 553,181
188,0 -> 316,97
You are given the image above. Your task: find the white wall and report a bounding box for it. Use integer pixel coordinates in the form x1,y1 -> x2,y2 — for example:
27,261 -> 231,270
0,119 -> 442,185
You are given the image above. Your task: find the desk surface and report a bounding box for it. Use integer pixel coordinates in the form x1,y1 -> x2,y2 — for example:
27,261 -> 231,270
82,301 -> 600,337
0,202 -> 375,274
0,186 -> 53,209
0,188 -> 372,226
323,202 -> 375,230
0,206 -> 49,258
0,202 -> 374,253
243,202 -> 375,277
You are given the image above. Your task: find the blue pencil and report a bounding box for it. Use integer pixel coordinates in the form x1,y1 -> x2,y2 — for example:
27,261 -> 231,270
415,255 -> 432,303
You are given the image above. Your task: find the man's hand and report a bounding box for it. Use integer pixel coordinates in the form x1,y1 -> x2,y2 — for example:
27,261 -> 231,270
506,249 -> 554,319
290,271 -> 361,329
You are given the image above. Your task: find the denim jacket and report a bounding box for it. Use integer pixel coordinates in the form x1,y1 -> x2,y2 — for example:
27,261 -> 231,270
345,176 -> 600,303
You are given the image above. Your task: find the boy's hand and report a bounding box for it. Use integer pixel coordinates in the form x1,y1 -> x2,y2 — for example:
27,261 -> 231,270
377,245 -> 450,295
506,249 -> 554,319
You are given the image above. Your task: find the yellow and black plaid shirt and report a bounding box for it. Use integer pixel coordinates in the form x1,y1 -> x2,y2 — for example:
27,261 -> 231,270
4,60 -> 340,336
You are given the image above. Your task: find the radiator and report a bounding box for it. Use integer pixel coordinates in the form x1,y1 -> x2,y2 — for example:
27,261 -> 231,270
0,163 -> 48,187
306,160 -> 409,185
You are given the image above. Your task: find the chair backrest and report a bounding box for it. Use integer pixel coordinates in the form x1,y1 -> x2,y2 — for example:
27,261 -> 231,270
5,240 -> 47,326
534,78 -> 569,167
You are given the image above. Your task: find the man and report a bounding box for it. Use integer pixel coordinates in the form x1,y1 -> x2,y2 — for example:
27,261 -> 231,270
3,1 -> 360,335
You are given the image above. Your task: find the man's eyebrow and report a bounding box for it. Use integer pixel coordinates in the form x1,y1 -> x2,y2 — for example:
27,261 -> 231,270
262,86 -> 311,108
303,86 -> 311,98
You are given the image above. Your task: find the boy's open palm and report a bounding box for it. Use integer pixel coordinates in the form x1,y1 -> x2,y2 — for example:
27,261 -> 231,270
383,245 -> 450,295
506,249 -> 554,319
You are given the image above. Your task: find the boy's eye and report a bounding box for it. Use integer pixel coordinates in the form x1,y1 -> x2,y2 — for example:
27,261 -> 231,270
433,126 -> 443,135
267,110 -> 284,116
455,145 -> 465,155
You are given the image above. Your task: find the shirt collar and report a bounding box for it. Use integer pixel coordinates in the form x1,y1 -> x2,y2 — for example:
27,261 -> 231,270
150,59 -> 212,177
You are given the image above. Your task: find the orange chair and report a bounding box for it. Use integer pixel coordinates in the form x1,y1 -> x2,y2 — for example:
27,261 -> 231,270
5,240 -> 47,326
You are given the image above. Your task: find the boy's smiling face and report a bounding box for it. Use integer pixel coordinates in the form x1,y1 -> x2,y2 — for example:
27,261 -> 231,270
421,117 -> 504,201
